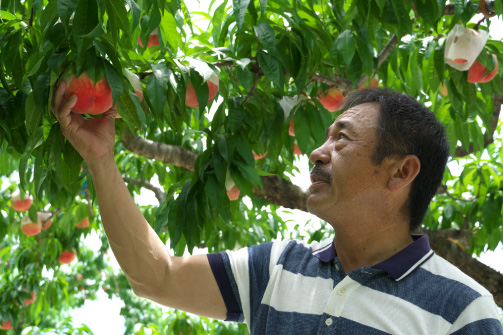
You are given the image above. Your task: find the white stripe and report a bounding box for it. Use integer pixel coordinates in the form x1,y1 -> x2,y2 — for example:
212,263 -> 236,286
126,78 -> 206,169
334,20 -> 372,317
226,247 -> 251,324
421,255 -> 491,296
341,284 -> 451,334
261,265 -> 334,315
447,296 -> 501,333
396,249 -> 434,281
311,241 -> 333,256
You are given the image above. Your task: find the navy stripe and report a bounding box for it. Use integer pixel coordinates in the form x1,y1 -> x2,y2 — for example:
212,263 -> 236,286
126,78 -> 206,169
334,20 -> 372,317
450,318 -> 503,335
277,241 -> 334,279
248,242 -> 273,330
349,267 -> 481,323
207,253 -> 242,321
337,317 -> 391,334
251,305 -> 324,334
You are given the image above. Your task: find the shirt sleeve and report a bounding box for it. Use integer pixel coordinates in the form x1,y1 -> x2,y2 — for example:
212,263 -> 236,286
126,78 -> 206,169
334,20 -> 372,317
448,295 -> 503,334
207,242 -> 275,324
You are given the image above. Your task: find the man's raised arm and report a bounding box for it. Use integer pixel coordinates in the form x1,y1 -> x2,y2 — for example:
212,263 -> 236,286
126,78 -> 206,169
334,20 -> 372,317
51,81 -> 227,319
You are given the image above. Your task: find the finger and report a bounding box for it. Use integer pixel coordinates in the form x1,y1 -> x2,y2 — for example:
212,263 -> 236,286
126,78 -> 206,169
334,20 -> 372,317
50,80 -> 68,115
57,94 -> 78,129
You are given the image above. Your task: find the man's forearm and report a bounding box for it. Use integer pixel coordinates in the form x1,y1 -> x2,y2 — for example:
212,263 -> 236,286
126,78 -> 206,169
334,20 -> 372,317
87,155 -> 171,296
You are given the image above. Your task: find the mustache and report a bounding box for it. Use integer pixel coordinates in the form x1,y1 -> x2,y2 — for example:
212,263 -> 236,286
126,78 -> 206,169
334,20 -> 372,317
309,166 -> 332,183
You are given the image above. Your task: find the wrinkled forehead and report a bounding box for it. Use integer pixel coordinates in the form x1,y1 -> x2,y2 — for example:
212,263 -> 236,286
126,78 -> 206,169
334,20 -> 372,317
333,102 -> 380,128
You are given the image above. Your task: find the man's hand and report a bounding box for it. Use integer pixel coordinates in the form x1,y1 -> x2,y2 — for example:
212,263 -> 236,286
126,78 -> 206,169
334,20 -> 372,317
51,80 -> 118,164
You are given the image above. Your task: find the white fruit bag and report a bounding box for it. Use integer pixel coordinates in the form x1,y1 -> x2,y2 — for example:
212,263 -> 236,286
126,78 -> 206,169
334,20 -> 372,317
444,24 -> 488,71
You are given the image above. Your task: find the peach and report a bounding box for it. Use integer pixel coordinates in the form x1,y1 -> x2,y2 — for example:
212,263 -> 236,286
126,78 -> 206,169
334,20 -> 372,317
253,151 -> 267,160
59,249 -> 77,264
10,190 -> 33,212
293,142 -> 302,155
38,211 -> 53,230
76,274 -> 83,281
444,25 -> 489,71
439,82 -> 448,97
124,69 -> 143,102
289,118 -> 295,136
76,217 -> 90,229
24,291 -> 36,306
225,172 -> 240,201
21,216 -> 42,236
358,77 -> 379,90
0,320 -> 12,330
185,71 -> 219,108
62,70 -> 113,115
467,53 -> 499,84
317,88 -> 344,112
138,28 -> 159,48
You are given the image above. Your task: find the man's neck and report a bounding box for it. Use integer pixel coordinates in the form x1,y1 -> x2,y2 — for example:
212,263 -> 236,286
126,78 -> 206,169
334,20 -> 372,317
332,220 -> 413,275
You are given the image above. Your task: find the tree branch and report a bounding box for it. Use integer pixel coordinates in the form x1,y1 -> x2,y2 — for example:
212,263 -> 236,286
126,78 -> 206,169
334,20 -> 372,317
123,177 -> 166,203
120,131 -> 198,171
357,35 -> 399,88
443,1 -> 496,15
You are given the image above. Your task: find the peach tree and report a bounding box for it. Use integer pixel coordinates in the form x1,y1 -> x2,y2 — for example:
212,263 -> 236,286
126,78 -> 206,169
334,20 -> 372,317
1,0 -> 503,333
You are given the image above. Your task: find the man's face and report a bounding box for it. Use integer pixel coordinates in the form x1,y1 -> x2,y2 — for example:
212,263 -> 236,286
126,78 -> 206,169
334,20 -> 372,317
307,103 -> 391,222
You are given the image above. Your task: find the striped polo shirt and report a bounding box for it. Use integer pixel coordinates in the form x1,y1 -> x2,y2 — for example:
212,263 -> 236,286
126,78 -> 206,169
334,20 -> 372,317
207,235 -> 503,334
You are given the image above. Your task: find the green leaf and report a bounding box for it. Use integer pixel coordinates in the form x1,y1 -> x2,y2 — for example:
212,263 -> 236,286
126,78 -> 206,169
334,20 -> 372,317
25,94 -> 42,136
257,50 -> 283,88
232,0 -> 251,31
228,98 -> 244,133
57,0 -> 78,28
254,21 -> 276,53
259,0 -> 267,16
106,0 -> 130,36
336,30 -> 355,66
72,0 -> 99,56
160,11 -> 182,51
147,64 -> 169,119
103,60 -> 124,106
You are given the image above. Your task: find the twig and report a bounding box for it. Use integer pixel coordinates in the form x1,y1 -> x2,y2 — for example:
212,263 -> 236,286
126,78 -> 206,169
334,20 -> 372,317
123,177 -> 166,203
357,35 -> 399,88
242,73 -> 263,106
84,188 -> 94,217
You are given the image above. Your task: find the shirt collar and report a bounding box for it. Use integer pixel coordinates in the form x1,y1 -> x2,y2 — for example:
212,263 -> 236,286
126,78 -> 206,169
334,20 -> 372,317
312,234 -> 434,281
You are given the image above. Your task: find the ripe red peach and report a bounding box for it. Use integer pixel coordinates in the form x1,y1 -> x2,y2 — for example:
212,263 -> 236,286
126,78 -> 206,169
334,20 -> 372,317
467,53 -> 499,84
138,28 -> 159,48
59,249 -> 77,264
185,71 -> 219,108
0,320 -> 12,330
38,211 -> 53,230
24,291 -> 36,306
317,88 -> 344,112
10,190 -> 33,212
21,216 -> 42,236
62,71 -> 113,115
76,217 -> 90,229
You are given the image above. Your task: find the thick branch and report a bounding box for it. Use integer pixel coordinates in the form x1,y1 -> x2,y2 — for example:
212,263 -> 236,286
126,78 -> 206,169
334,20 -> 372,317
454,94 -> 503,157
443,1 -> 496,15
253,175 -> 309,212
120,131 -> 198,171
123,177 -> 166,203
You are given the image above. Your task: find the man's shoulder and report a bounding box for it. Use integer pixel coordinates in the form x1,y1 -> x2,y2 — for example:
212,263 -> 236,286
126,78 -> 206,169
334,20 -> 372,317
420,253 -> 492,297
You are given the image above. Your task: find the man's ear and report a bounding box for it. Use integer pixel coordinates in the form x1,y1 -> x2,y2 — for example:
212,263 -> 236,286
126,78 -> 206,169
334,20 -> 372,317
387,155 -> 420,191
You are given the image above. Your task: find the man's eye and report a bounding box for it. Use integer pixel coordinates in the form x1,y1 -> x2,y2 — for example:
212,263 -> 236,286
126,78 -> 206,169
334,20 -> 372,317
338,133 -> 347,140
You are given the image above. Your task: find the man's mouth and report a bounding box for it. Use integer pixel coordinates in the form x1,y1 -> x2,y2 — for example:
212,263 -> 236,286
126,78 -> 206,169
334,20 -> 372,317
309,166 -> 332,185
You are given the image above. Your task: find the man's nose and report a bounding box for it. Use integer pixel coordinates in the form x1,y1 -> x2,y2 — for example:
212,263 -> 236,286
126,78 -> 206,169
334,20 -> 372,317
309,143 -> 331,166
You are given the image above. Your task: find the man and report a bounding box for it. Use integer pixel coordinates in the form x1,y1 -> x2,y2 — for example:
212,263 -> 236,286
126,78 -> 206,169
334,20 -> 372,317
52,84 -> 503,334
